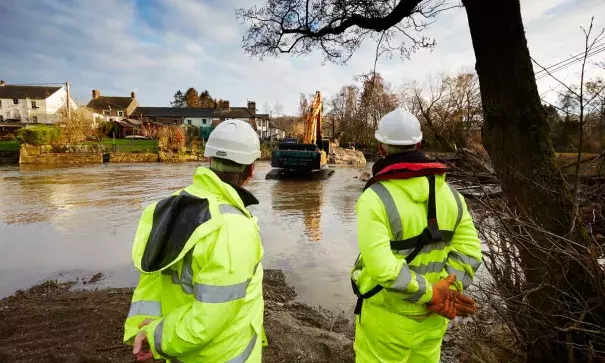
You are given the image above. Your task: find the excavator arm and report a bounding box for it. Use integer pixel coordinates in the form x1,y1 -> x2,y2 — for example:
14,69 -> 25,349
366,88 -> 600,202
302,91 -> 323,148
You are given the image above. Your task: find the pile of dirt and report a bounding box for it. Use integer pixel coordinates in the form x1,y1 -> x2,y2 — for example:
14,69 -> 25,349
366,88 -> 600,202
0,270 -> 354,363
328,147 -> 366,166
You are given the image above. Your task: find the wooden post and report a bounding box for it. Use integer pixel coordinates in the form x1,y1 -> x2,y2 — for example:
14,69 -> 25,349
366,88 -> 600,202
65,82 -> 71,122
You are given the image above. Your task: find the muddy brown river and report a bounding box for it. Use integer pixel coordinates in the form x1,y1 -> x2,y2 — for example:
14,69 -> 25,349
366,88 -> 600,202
0,162 -> 370,311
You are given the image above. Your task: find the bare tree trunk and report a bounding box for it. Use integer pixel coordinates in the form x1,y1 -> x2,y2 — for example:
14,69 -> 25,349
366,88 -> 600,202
462,0 -> 599,361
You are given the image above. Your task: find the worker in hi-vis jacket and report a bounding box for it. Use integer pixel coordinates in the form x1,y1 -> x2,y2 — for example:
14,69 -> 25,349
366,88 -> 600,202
123,119 -> 265,362
351,108 -> 482,363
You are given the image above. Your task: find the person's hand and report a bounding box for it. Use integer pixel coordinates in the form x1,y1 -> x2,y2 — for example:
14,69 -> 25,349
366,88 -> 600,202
452,290 -> 478,317
427,293 -> 456,319
133,319 -> 155,362
427,274 -> 477,319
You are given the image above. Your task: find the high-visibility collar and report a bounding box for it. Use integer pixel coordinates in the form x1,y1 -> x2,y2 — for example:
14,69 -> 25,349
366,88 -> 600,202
364,151 -> 448,190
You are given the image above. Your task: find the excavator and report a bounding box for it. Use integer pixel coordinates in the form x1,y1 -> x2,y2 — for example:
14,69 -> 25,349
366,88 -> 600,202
265,91 -> 334,180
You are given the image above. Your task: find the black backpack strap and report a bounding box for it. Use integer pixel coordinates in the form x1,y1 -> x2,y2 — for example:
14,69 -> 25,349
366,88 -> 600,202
401,175 -> 442,263
352,175 -> 443,316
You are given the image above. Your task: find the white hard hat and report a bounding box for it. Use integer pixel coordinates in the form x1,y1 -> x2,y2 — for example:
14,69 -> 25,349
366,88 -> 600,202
204,119 -> 261,165
375,108 -> 423,146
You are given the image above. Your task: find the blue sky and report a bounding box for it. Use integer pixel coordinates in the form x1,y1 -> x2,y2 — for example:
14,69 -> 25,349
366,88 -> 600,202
0,0 -> 604,115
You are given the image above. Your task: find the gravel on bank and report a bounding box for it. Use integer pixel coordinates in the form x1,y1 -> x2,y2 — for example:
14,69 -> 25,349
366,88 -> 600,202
0,270 -> 355,363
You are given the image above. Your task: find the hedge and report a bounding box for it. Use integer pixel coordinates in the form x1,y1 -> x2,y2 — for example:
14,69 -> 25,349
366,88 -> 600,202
16,125 -> 61,146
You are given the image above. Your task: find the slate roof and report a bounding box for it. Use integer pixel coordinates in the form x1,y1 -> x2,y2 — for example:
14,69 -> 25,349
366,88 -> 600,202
0,85 -> 62,99
133,107 -> 215,118
213,107 -> 256,119
87,96 -> 135,110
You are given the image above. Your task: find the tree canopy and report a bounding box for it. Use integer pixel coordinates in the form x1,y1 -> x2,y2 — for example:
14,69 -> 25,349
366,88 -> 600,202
236,0 -> 457,63
171,88 -> 219,108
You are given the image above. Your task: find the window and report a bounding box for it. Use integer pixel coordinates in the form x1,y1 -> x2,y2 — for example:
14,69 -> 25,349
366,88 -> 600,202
13,99 -> 18,105
31,101 -> 37,109
103,110 -> 110,116
202,119 -> 207,125
31,116 -> 38,123
0,100 -> 2,108
187,119 -> 192,125
118,111 -> 124,117
173,120 -> 177,125
0,115 -> 3,122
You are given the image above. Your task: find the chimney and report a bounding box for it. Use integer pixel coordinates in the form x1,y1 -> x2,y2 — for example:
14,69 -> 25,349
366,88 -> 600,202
92,89 -> 100,99
0,80 -> 5,87
247,101 -> 256,113
131,91 -> 136,99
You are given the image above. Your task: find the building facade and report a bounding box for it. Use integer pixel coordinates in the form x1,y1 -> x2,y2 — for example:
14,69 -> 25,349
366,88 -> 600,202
0,81 -> 77,124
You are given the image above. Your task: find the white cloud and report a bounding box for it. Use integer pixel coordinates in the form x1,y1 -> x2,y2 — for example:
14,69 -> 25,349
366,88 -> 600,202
0,0 -> 603,114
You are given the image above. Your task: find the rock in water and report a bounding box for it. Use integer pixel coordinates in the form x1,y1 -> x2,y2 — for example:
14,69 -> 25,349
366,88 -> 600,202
329,147 -> 367,166
359,171 -> 371,182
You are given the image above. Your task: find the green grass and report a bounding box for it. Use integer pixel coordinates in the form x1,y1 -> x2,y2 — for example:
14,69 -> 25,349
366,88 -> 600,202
0,141 -> 19,151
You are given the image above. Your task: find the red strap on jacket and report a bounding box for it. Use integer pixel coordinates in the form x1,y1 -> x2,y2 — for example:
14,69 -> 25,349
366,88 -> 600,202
366,162 -> 448,188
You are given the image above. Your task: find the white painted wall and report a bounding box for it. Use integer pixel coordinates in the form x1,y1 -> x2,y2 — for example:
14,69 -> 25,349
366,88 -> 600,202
0,87 -> 77,124
184,117 -> 212,127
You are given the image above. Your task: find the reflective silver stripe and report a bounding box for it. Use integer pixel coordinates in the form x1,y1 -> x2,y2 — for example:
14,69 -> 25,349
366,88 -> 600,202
421,240 -> 447,255
393,247 -> 415,256
410,260 -> 446,275
370,183 -> 403,240
450,251 -> 482,272
446,265 -> 473,288
226,332 -> 258,363
194,279 -> 249,303
448,183 -> 463,230
154,319 -> 176,359
387,264 -> 412,292
128,300 -> 162,317
171,270 -> 180,285
171,259 -> 260,302
219,204 -> 247,217
193,262 -> 260,303
393,241 -> 451,256
180,250 -> 194,294
406,274 -> 427,303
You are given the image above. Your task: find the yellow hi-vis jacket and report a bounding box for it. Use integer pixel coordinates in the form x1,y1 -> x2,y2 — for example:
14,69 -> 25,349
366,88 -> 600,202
123,167 -> 264,363
351,174 -> 482,317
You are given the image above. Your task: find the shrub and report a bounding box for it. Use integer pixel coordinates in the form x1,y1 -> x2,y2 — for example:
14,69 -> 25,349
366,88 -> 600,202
158,126 -> 186,152
260,141 -> 273,159
16,125 -> 61,146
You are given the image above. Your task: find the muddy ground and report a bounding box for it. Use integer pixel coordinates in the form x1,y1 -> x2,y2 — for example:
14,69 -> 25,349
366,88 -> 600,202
0,270 -> 355,363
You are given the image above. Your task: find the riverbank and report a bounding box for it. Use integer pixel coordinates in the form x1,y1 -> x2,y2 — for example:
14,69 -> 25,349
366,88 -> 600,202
0,270 -> 355,363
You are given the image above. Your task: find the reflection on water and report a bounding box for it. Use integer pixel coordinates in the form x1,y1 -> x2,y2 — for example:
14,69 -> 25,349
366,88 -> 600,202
0,162 -> 371,310
271,180 -> 324,242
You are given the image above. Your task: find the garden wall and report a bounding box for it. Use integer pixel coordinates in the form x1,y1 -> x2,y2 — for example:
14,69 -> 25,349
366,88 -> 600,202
20,152 -> 102,164
158,151 -> 205,163
109,152 -> 159,163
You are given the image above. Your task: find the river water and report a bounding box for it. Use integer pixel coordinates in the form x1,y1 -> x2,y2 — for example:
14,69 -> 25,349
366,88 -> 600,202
0,162 -> 370,311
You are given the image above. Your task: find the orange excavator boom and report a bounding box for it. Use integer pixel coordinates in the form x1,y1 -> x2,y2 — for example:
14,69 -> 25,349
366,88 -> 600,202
302,91 -> 323,146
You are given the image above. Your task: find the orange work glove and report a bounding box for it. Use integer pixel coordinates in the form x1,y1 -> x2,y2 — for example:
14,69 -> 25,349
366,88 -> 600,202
427,274 -> 477,319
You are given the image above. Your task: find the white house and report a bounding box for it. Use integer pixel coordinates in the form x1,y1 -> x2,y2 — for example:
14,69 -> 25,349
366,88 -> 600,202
0,81 -> 77,124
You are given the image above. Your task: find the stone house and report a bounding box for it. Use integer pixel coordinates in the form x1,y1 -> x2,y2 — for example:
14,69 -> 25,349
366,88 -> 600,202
86,89 -> 139,120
